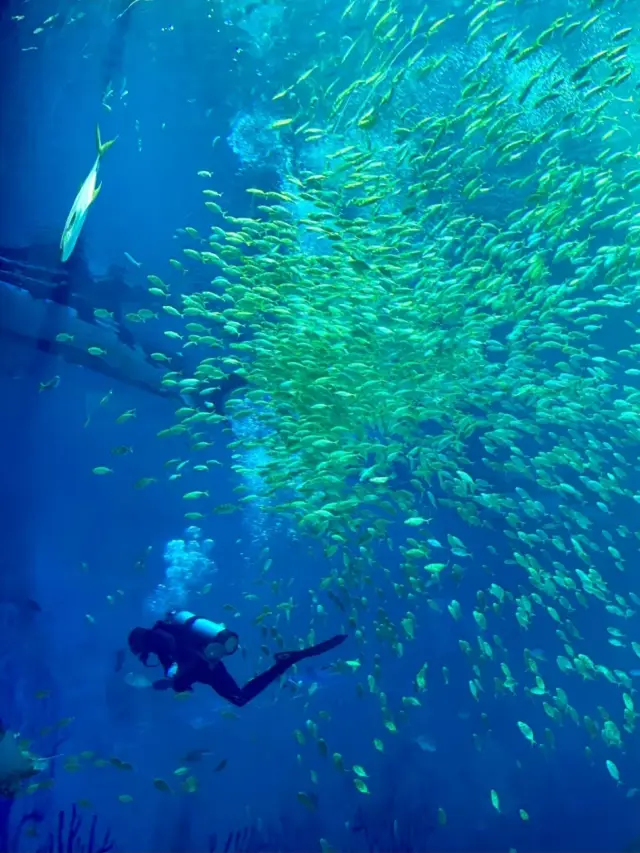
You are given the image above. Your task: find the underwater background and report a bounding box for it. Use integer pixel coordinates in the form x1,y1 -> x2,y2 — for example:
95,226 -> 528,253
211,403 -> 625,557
2,0 -> 640,850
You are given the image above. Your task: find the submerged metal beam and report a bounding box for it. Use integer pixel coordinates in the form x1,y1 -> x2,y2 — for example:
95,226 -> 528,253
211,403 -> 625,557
0,280 -> 175,397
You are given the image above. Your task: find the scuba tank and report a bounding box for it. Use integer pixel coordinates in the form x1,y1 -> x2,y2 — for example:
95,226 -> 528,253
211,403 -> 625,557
167,611 -> 239,661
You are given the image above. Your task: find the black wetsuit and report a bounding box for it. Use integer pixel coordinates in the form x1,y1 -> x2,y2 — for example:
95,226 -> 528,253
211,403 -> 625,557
130,619 -> 347,707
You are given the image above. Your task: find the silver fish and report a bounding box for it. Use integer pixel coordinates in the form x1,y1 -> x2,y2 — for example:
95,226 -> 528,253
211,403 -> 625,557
60,126 -> 116,262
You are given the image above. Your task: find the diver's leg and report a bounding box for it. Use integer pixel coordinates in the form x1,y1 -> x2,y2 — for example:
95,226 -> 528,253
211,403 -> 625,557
207,659 -> 302,707
206,662 -> 250,706
274,633 -> 348,665
207,634 -> 348,707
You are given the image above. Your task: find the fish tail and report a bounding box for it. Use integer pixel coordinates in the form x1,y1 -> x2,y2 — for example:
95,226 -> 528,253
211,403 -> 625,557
96,125 -> 117,158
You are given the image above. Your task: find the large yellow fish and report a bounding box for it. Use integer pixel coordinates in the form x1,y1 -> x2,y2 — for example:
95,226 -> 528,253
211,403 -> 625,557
60,126 -> 116,263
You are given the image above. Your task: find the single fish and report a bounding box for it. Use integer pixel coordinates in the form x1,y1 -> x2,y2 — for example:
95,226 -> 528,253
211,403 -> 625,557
124,672 -> 153,689
60,126 -> 116,262
528,648 -> 547,662
182,747 -> 212,763
282,664 -> 345,698
414,734 -> 437,753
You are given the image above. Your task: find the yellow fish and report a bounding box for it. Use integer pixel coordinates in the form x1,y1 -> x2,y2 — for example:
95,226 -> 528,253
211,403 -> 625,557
60,126 -> 116,262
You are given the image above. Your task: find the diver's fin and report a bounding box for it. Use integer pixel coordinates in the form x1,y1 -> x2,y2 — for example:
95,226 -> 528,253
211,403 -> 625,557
274,634 -> 347,666
96,125 -> 117,158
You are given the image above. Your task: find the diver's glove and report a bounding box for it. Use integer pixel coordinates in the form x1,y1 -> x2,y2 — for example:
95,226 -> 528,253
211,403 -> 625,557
152,663 -> 195,693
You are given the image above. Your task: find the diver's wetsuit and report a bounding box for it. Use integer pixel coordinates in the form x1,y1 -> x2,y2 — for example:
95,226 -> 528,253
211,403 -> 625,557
128,618 -> 347,707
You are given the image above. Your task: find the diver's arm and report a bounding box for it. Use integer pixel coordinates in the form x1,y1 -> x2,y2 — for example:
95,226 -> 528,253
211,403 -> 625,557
146,625 -> 179,675
152,649 -> 206,692
151,663 -> 193,692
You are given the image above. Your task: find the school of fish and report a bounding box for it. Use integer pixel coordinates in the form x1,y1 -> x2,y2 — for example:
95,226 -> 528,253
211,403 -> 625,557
13,0 -> 640,842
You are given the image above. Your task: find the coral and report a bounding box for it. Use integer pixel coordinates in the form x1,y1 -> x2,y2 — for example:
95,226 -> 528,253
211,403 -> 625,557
345,754 -> 438,853
208,824 -> 272,853
0,796 -> 16,852
34,805 -> 115,853
347,805 -> 436,853
9,809 -> 46,852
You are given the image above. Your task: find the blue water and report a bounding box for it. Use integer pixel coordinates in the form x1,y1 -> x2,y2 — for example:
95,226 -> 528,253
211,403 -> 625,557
2,0 -> 640,850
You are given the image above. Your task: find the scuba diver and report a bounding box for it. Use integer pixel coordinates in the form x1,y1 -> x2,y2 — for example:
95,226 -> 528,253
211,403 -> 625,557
101,0 -> 135,107
128,610 -> 347,706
